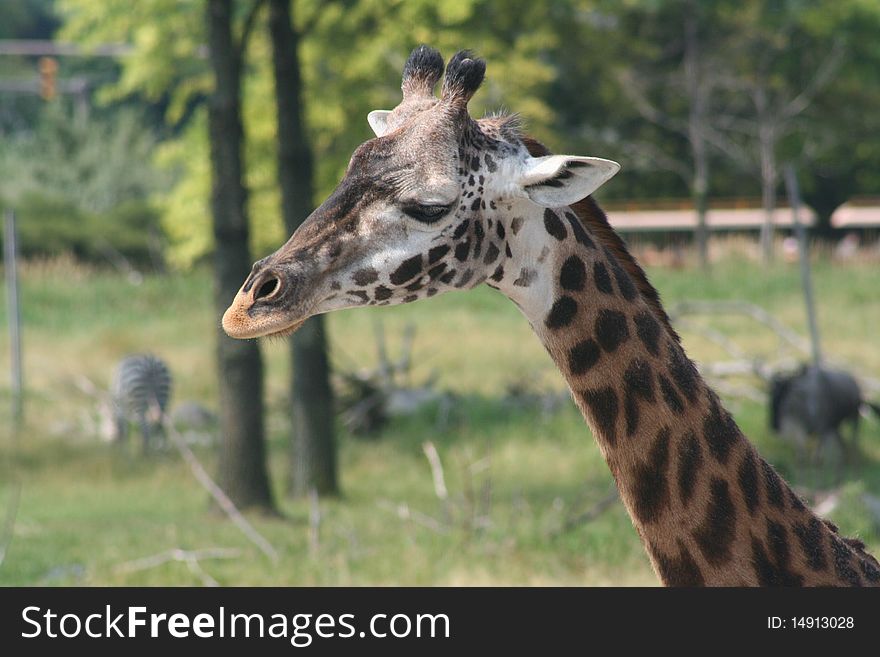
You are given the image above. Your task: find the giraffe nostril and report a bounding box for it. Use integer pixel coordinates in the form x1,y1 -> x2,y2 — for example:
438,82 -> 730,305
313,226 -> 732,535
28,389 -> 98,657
254,275 -> 281,301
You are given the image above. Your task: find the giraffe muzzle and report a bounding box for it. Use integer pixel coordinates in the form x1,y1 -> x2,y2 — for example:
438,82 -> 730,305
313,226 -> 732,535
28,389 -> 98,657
222,266 -> 308,339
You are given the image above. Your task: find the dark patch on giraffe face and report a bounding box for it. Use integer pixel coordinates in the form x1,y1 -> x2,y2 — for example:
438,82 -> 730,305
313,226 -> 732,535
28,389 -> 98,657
373,285 -> 392,301
737,449 -> 760,515
595,309 -> 629,353
403,294 -> 418,303
326,240 -> 343,258
439,269 -> 457,285
454,240 -> 471,262
659,374 -> 685,414
352,267 -> 378,286
793,517 -> 828,572
693,478 -> 736,566
452,220 -> 470,240
483,242 -> 500,264
513,267 -> 537,287
751,523 -> 804,586
543,209 -> 567,241
610,259 -> 638,301
484,153 -> 497,172
564,212 -> 595,248
472,231 -> 483,259
632,427 -> 671,524
668,343 -> 700,402
349,290 -> 369,303
495,222 -> 505,240
559,255 -> 586,292
829,534 -> 862,586
330,281 -> 341,291
579,387 -> 619,446
545,296 -> 578,329
593,261 -> 613,295
568,339 -> 601,376
634,311 -> 661,357
427,263 -> 447,280
623,359 -> 655,436
703,395 -> 740,465
760,458 -> 785,510
490,265 -> 504,282
428,244 -> 450,264
652,539 -> 705,587
456,269 -> 474,288
389,254 -> 423,286
510,216 -> 524,235
677,430 -> 702,507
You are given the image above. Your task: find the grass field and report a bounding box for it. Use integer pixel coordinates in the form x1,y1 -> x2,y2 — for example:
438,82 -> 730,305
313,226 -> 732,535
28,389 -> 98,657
1,246 -> 879,586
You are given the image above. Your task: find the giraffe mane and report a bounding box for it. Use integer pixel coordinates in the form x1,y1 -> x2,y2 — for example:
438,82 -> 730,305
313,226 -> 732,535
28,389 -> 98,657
521,135 -> 680,342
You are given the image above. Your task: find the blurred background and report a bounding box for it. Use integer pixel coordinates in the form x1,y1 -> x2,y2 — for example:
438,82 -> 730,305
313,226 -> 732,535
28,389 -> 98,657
0,0 -> 879,586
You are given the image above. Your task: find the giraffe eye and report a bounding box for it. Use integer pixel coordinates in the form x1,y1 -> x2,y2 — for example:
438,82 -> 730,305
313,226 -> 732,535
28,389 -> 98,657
402,203 -> 452,224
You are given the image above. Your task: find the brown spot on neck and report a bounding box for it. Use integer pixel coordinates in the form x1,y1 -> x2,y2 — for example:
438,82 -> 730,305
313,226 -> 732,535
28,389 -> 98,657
521,135 -> 679,342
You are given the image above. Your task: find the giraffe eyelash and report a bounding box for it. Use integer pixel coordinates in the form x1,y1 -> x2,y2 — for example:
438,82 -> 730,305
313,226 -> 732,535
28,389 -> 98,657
402,203 -> 453,224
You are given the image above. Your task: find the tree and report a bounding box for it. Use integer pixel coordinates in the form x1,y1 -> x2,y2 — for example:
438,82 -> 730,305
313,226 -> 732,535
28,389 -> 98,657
267,0 -> 337,497
207,0 -> 275,512
607,0 -> 725,269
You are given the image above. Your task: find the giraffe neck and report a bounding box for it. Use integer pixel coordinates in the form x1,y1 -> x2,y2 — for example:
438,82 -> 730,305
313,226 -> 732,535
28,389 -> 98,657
490,196 -> 879,587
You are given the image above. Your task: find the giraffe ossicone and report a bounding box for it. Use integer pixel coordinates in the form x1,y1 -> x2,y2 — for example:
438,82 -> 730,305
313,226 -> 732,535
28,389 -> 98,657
223,46 -> 880,587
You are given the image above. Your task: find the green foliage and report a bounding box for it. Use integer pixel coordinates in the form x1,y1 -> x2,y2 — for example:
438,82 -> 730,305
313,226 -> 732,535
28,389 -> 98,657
59,0 -> 562,268
9,193 -> 161,266
54,0 -> 880,268
0,100 -> 165,265
0,102 -> 164,215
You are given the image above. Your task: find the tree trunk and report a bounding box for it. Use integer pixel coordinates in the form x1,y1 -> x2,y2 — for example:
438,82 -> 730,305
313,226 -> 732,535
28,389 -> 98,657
755,88 -> 777,265
268,0 -> 338,497
207,0 -> 275,512
759,128 -> 777,265
684,7 -> 710,270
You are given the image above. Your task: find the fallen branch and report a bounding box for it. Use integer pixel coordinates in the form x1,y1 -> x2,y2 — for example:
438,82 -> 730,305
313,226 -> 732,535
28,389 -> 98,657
705,378 -> 766,403
422,441 -> 449,502
160,410 -> 279,564
553,488 -> 619,536
676,317 -> 751,361
698,359 -> 770,380
668,300 -> 810,355
308,488 -> 321,557
376,499 -> 448,534
115,547 -> 241,587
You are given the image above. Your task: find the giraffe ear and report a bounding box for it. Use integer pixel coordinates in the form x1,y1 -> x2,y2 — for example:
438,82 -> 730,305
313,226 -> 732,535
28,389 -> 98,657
367,110 -> 392,137
520,155 -> 620,207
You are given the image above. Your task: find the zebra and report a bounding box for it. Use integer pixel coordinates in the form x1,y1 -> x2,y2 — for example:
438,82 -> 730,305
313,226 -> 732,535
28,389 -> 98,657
111,354 -> 172,452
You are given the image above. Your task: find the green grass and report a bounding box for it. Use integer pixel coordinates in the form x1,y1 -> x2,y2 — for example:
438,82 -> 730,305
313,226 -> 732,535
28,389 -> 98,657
0,249 -> 879,586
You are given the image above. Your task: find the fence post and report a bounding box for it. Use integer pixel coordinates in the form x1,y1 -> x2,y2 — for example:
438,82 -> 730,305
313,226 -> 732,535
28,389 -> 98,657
4,208 -> 23,430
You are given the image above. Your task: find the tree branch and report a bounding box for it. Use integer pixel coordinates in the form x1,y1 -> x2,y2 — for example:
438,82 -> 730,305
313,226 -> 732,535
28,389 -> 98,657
160,409 -> 280,563
614,69 -> 688,138
237,0 -> 267,61
782,39 -> 846,120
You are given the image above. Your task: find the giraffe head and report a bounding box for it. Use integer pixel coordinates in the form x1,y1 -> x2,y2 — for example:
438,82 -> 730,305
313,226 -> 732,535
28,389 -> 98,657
223,46 -> 619,339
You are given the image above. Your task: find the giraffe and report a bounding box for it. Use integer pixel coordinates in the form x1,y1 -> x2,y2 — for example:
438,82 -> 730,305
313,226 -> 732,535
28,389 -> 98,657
222,46 -> 880,586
